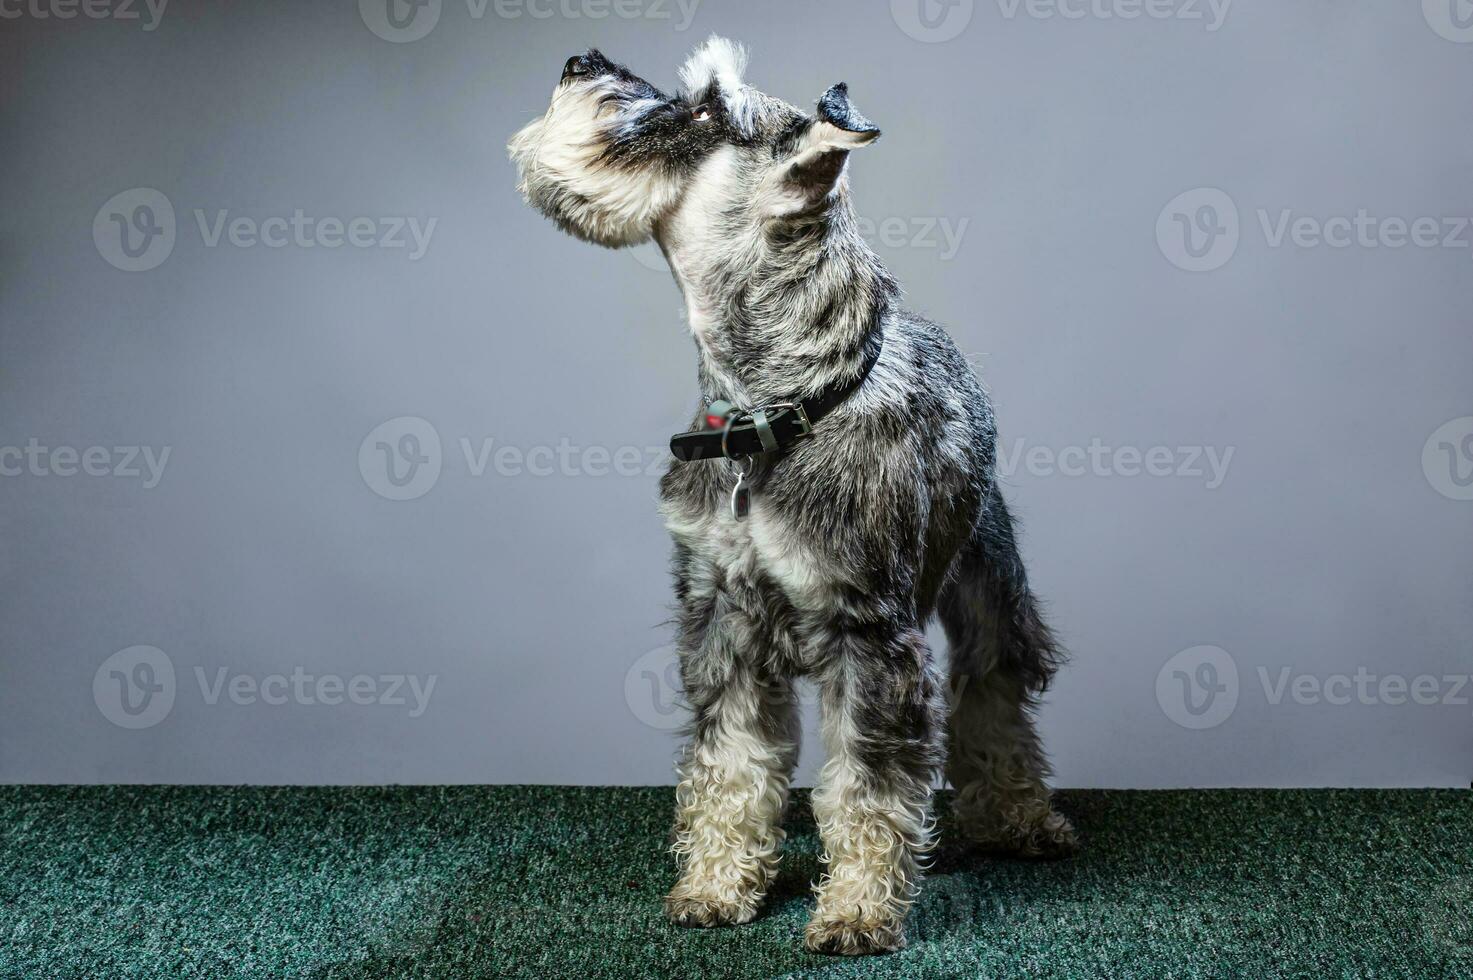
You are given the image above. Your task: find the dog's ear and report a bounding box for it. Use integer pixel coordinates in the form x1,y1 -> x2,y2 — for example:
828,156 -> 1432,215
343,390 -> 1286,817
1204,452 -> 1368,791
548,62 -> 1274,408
814,82 -> 879,140
768,83 -> 879,215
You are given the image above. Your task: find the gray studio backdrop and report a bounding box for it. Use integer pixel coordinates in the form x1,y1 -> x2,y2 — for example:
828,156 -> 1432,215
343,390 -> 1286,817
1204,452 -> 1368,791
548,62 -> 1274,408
1,0 -> 1470,787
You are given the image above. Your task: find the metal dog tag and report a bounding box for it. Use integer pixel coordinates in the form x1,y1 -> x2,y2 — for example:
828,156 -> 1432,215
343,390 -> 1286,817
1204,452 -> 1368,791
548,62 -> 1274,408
730,459 -> 752,521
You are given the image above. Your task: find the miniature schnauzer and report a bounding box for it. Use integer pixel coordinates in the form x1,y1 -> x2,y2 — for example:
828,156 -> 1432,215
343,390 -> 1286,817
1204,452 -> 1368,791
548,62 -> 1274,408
510,37 -> 1076,955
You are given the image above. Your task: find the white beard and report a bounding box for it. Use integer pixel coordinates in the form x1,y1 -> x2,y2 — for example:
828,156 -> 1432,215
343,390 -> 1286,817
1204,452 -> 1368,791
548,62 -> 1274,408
508,82 -> 683,248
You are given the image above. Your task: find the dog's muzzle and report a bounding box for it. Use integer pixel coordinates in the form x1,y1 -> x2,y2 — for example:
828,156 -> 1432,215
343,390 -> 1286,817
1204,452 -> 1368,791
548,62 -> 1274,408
561,55 -> 591,82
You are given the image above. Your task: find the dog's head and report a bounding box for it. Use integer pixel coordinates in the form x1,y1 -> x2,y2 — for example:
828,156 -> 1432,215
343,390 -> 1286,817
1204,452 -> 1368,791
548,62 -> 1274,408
508,36 -> 879,249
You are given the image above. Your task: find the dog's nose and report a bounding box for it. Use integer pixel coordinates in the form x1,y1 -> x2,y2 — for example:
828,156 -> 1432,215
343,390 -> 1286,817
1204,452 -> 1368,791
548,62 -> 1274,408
561,55 -> 590,82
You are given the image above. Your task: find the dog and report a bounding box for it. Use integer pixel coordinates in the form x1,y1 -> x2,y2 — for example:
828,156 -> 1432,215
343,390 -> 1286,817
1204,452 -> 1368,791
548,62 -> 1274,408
510,37 -> 1077,955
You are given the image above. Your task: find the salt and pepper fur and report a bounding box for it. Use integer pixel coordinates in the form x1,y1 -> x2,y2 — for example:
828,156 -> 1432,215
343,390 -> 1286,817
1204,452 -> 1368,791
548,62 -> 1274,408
510,36 -> 1077,956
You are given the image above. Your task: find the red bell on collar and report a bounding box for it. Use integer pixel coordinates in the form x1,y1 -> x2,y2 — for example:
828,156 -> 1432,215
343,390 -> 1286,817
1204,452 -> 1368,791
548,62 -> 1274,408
703,399 -> 737,430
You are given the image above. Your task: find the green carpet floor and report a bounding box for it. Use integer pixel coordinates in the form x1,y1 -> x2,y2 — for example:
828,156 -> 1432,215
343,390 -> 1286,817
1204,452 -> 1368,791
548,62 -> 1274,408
0,787 -> 1469,978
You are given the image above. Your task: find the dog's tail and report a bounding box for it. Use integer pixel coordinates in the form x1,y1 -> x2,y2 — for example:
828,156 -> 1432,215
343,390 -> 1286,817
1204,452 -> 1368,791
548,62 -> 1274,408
938,485 -> 1063,698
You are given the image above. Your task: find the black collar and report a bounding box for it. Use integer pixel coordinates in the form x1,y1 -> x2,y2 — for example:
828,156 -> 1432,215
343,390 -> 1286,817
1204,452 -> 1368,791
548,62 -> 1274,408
668,329 -> 883,463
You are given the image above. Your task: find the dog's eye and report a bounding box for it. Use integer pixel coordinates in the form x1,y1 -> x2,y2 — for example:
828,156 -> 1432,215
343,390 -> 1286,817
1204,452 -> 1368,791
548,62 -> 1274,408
691,104 -> 713,123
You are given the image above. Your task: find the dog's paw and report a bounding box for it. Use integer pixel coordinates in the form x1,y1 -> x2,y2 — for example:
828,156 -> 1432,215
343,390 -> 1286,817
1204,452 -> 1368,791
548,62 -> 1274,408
664,890 -> 758,928
803,915 -> 906,956
962,807 -> 1080,860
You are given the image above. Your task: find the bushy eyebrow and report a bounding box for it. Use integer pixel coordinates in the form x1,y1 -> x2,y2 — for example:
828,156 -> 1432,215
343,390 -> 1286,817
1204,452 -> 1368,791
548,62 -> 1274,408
678,37 -> 755,137
687,81 -> 721,107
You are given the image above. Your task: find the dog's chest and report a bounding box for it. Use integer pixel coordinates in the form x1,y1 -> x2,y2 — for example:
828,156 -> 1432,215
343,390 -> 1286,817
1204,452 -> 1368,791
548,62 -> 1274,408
662,484 -> 840,614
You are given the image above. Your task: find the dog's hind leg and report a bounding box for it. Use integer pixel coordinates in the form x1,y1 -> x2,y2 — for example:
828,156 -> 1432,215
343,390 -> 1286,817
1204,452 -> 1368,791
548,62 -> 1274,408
939,488 -> 1078,858
666,557 -> 800,927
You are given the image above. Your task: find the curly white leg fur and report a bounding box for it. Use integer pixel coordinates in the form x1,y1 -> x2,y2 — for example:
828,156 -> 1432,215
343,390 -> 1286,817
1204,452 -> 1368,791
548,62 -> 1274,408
805,751 -> 933,954
667,681 -> 796,927
805,652 -> 943,957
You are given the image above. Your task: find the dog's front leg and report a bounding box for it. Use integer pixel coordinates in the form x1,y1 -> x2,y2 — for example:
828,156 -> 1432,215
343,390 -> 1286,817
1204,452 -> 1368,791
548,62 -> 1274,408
666,590 -> 798,928
806,617 -> 945,955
